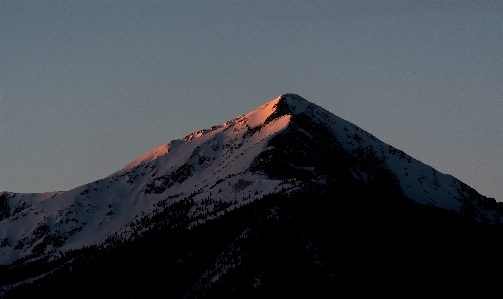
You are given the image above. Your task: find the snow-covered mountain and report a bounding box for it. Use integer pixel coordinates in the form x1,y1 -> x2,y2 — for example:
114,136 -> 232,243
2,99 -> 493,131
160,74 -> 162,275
1,93 -> 501,268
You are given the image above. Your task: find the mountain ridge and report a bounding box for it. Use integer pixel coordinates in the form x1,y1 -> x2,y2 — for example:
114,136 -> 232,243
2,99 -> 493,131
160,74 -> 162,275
1,93 -> 501,267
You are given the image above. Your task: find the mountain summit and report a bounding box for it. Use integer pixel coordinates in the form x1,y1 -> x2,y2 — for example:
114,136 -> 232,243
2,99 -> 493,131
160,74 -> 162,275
1,94 -> 502,297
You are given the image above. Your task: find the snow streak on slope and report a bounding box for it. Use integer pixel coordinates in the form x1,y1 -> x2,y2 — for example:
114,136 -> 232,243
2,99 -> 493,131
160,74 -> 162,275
0,94 -> 500,265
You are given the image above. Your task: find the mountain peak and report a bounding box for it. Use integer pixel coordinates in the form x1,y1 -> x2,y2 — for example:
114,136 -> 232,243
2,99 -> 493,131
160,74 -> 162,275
278,93 -> 308,104
1,93 -> 501,268
2,93 -> 503,296
274,93 -> 311,114
120,94 -> 307,171
247,93 -> 313,128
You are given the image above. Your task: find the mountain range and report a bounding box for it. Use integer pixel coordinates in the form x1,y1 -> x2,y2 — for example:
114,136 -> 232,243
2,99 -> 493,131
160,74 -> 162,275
1,94 -> 502,297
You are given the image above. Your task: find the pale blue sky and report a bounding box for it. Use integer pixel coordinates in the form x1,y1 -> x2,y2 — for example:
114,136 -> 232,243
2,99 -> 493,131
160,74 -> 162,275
1,1 -> 502,202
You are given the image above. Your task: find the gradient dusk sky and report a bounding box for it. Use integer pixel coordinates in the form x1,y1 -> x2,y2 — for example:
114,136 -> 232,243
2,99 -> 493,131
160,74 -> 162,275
1,1 -> 502,202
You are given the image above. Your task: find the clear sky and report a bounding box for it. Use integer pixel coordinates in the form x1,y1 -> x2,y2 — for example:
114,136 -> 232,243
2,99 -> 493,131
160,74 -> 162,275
1,1 -> 502,202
